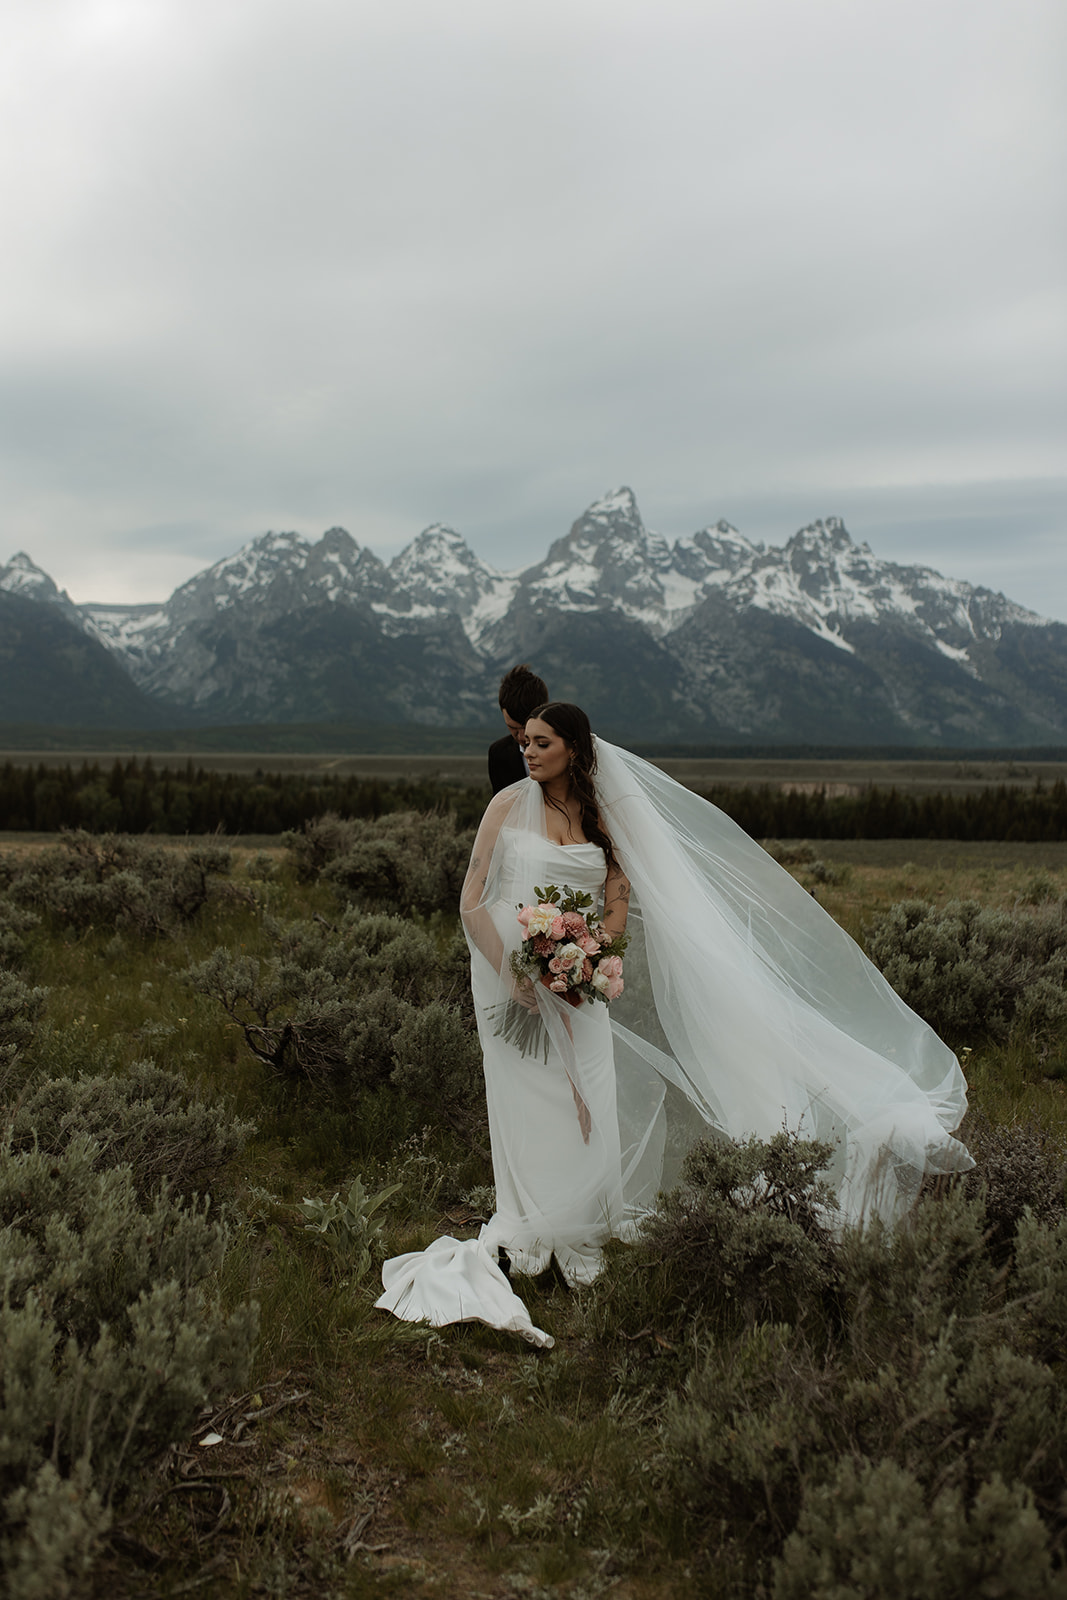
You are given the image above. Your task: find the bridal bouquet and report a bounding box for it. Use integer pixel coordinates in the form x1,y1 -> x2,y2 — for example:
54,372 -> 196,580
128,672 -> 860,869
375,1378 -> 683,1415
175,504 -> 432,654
490,883 -> 629,1060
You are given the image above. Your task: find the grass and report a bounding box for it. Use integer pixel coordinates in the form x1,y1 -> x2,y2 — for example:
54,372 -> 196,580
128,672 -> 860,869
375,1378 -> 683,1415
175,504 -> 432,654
3,832 -> 1065,1597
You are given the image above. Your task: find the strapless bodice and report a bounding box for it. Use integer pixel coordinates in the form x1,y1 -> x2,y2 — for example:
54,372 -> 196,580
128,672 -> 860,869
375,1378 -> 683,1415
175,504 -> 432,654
497,832 -> 607,904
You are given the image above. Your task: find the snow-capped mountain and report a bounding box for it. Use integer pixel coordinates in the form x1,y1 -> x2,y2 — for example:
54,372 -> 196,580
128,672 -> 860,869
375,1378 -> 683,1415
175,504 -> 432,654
3,489 -> 1064,743
0,551 -> 87,624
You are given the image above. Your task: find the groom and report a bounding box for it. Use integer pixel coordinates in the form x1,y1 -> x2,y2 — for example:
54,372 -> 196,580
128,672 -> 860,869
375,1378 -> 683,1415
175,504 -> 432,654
488,664 -> 548,793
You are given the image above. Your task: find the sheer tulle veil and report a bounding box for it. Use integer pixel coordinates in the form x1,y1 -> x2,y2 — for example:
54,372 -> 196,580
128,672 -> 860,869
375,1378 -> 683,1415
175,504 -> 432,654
376,733 -> 974,1348
562,738 -> 973,1223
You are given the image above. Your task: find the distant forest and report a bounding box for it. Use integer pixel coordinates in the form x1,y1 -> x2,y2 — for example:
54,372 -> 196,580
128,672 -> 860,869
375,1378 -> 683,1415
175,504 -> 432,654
1,758 -> 1066,841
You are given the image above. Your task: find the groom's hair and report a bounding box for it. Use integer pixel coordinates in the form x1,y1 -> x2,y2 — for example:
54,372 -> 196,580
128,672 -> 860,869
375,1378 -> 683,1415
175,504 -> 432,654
498,664 -> 548,721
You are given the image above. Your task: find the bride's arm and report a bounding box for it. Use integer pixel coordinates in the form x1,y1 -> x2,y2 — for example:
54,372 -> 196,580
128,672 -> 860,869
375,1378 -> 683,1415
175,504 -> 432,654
602,860 -> 631,938
460,791 -> 518,980
462,799 -> 540,1011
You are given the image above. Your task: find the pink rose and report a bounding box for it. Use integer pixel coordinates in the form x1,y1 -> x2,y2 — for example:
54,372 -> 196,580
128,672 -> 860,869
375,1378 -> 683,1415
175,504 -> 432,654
596,953 -> 625,1001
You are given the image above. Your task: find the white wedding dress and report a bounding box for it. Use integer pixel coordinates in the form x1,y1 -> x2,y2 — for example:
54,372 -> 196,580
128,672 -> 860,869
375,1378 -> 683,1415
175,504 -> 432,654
376,740 -> 974,1348
377,835 -> 625,1347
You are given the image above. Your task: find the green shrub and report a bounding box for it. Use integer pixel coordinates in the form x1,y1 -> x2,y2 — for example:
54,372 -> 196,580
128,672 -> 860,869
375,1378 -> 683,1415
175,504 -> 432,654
283,812 -> 366,881
2,1460 -> 109,1600
761,842 -> 817,867
185,908 -> 486,1141
666,1322 -> 830,1555
286,809 -> 474,916
5,1061 -> 254,1203
8,832 -> 234,938
655,1182 -> 1067,1588
0,970 -> 46,1080
773,1460 -> 1063,1600
1012,1212 -> 1067,1365
836,1185 -> 994,1349
667,1318 -> 1067,1588
0,902 -> 38,969
864,897 -> 1067,1046
270,906 -> 453,1004
589,1132 -> 838,1341
964,1117 -> 1067,1264
325,810 -> 474,917
390,1001 -> 487,1143
185,943 -> 405,1085
0,1133 -> 257,1596
1020,869 -> 1061,906
805,858 -> 851,885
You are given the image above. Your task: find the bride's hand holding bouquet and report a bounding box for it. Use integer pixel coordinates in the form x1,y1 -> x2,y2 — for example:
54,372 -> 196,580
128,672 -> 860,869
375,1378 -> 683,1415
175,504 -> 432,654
513,884 -> 628,1006
491,883 -> 629,1059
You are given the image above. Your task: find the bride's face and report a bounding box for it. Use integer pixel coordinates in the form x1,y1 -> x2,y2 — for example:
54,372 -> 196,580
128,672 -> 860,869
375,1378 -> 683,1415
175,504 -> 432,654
523,718 -> 572,785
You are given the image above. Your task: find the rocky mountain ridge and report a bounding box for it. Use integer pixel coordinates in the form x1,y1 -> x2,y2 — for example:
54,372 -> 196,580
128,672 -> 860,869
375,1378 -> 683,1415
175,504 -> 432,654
2,488 -> 1063,743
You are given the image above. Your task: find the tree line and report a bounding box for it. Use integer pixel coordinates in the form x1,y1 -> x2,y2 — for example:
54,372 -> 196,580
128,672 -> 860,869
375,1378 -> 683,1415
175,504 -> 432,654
0,758 -> 489,835
1,757 -> 1066,841
705,778 -> 1067,842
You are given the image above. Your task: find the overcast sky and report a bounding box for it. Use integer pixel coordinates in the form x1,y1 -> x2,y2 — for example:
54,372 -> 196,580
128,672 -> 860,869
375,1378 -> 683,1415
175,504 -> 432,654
2,0 -> 1065,618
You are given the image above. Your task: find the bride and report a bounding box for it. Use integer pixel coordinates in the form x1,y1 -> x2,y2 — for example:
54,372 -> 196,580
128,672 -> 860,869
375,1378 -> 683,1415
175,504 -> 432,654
376,704 -> 973,1347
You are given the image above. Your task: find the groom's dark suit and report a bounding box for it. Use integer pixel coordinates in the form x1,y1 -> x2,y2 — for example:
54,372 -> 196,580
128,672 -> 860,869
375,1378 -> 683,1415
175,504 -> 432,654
488,735 -> 527,794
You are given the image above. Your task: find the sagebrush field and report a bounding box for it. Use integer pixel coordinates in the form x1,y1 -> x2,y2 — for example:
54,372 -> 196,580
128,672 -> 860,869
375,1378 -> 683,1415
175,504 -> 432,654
1,808 -> 1065,1598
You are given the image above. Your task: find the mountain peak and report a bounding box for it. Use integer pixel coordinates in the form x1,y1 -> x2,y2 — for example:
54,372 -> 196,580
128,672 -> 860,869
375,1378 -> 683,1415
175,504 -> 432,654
672,522 -> 762,584
257,529 -> 307,551
570,487 -> 646,541
401,522 -> 473,555
584,486 -> 641,521
391,524 -> 489,577
385,524 -> 502,619
1,550 -> 78,613
788,517 -> 855,551
544,486 -> 669,567
2,550 -> 64,595
319,525 -> 358,551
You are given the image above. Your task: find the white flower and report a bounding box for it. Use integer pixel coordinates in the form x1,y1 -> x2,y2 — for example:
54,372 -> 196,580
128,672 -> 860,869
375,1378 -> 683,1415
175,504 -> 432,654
522,905 -> 560,937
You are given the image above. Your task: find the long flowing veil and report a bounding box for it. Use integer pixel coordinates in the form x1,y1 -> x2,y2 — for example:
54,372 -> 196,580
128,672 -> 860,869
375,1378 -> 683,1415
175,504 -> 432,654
377,740 -> 973,1347
591,739 -> 973,1223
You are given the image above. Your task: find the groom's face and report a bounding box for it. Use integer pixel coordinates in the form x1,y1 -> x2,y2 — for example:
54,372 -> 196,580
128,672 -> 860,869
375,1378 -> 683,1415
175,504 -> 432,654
501,709 -> 526,743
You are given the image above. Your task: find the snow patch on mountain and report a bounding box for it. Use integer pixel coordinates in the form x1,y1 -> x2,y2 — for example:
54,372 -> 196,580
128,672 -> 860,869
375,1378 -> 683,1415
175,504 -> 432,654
84,604 -> 170,663
935,638 -> 972,663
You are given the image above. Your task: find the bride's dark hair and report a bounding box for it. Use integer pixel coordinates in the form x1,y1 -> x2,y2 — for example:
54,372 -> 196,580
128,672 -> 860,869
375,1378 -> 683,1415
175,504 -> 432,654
528,702 -> 618,870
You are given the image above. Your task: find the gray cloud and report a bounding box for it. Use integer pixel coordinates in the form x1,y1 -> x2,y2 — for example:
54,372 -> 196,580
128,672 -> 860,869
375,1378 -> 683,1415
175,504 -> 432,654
2,0 -> 1064,616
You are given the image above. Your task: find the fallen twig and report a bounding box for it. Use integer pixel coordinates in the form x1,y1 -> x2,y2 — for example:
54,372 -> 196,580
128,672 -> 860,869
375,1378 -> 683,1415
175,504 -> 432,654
232,1388 -> 311,1440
